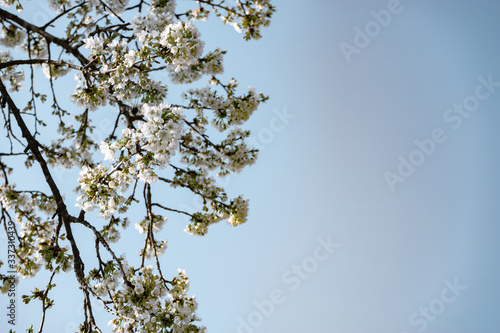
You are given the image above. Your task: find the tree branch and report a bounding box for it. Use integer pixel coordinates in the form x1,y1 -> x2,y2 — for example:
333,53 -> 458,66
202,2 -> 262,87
0,8 -> 89,65
0,59 -> 83,71
70,215 -> 135,289
0,77 -> 88,306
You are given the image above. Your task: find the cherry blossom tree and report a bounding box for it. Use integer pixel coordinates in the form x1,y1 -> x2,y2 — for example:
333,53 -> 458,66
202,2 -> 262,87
0,0 -> 274,331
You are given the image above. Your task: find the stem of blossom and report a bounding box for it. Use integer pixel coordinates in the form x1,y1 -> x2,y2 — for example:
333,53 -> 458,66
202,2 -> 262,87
37,269 -> 57,333
105,160 -> 125,178
96,0 -> 126,24
71,216 -> 135,289
184,119 -> 220,149
152,203 -> 193,217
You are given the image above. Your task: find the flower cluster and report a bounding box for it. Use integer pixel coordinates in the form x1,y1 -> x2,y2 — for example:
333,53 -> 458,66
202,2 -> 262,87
227,195 -> 249,226
167,167 -> 250,236
71,80 -> 109,112
168,48 -> 226,84
185,194 -> 249,236
75,36 -> 169,107
42,62 -> 71,79
0,23 -> 26,47
76,165 -> 132,218
47,0 -> 71,12
134,215 -> 168,234
183,80 -> 267,132
49,0 -> 129,15
140,238 -> 168,259
101,217 -> 130,243
0,50 -> 24,92
19,35 -> 48,59
91,264 -> 205,333
29,121 -> 96,171
138,103 -> 184,167
0,183 -> 72,278
159,21 -> 204,70
97,103 -> 184,183
131,0 -> 177,35
180,127 -> 258,176
191,0 -> 275,40
0,0 -> 22,11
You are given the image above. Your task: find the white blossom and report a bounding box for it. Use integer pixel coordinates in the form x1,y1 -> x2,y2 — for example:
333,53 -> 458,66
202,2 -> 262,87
0,25 -> 26,47
84,36 -> 103,52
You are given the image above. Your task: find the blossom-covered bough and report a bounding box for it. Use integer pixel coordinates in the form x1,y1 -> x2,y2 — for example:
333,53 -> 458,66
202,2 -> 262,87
0,0 -> 274,331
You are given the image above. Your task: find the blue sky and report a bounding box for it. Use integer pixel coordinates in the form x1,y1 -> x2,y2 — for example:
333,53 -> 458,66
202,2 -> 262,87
3,0 -> 500,332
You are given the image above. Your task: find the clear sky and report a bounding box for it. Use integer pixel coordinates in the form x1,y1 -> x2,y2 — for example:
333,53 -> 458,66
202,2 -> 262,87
3,0 -> 500,332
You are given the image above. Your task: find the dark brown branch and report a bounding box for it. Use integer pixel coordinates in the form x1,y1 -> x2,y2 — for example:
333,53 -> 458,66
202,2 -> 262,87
0,8 -> 89,65
0,59 -> 83,71
70,215 -> 135,289
83,287 -> 102,333
0,79 -> 65,217
0,77 -> 88,300
0,152 -> 26,156
42,2 -> 87,30
152,203 -> 193,217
